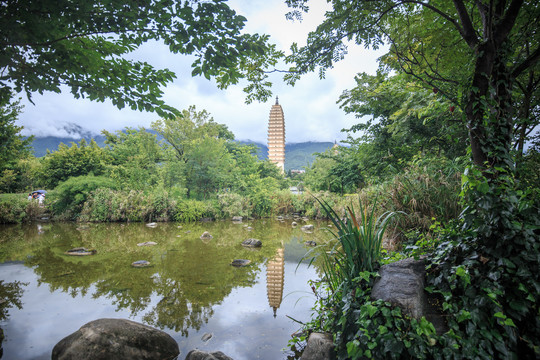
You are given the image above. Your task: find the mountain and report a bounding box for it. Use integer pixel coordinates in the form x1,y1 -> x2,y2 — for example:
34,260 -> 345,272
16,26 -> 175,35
30,129 -> 333,171
239,140 -> 334,171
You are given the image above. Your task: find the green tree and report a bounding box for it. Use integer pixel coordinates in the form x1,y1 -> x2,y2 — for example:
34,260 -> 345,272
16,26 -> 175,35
0,0 -> 282,114
286,0 -> 539,172
102,128 -> 167,190
0,98 -> 33,192
339,73 -> 468,181
40,138 -> 110,188
184,136 -> 233,198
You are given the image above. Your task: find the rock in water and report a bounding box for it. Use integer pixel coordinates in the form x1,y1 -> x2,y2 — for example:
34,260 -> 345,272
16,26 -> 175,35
51,318 -> 179,360
145,222 -> 157,228
200,231 -> 213,240
65,247 -> 96,256
185,350 -> 233,360
232,216 -> 243,223
301,332 -> 335,360
131,260 -> 151,268
304,240 -> 317,247
231,259 -> 251,267
301,225 -> 315,232
241,238 -> 262,248
201,332 -> 213,342
137,241 -> 157,247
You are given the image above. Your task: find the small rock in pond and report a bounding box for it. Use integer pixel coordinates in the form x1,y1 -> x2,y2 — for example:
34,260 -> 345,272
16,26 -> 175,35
276,216 -> 284,221
137,241 -> 157,247
146,222 -> 157,228
201,332 -> 213,342
200,231 -> 213,240
231,259 -> 251,267
185,230 -> 191,233
232,216 -> 243,222
245,226 -> 253,231
301,224 -> 315,232
241,238 -> 262,248
292,221 -> 298,227
131,260 -> 151,268
305,240 -> 317,246
65,247 -> 96,256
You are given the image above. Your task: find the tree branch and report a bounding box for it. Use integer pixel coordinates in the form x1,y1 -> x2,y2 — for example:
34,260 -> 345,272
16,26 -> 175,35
512,45 -> 540,78
451,0 -> 480,49
494,0 -> 524,45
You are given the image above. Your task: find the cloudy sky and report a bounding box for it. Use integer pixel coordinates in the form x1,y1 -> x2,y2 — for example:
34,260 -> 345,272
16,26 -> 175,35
16,0 -> 387,144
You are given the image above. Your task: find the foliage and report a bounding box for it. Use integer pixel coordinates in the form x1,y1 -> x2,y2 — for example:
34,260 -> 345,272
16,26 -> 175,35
0,193 -> 44,223
217,192 -> 251,219
81,188 -> 177,222
49,175 -> 118,220
315,196 -> 399,292
40,139 -> 110,188
0,97 -> 34,192
0,0 -> 282,114
102,128 -> 166,190
174,199 -> 218,223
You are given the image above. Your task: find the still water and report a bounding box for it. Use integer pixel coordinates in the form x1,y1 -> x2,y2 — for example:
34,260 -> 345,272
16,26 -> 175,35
0,219 -> 330,360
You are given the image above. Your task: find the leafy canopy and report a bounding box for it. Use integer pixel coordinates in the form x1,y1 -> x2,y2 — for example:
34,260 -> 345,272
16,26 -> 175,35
0,0 -> 282,116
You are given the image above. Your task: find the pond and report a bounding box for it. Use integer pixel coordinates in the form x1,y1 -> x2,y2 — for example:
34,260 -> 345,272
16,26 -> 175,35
0,219 -> 331,360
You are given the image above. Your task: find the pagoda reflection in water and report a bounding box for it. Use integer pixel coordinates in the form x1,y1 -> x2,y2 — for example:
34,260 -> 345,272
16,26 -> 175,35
266,247 -> 285,317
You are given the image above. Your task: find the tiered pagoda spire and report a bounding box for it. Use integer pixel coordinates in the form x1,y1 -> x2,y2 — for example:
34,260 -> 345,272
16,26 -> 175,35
267,96 -> 285,172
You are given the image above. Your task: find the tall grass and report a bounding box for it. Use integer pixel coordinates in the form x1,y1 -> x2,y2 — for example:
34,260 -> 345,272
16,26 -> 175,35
314,196 -> 400,292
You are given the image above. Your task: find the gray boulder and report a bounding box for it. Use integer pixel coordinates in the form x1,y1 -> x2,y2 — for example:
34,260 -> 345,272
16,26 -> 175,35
185,350 -> 233,360
241,238 -> 262,248
51,318 -> 179,360
232,216 -> 243,223
301,332 -> 335,360
301,225 -> 314,232
371,258 -> 447,334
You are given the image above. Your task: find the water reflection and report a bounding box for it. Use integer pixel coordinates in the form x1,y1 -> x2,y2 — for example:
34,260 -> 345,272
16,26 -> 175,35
267,247 -> 285,317
0,220 -> 330,360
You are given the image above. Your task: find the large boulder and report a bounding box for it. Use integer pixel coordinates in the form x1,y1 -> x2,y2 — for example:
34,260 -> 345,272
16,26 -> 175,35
185,350 -> 234,360
51,318 -> 179,360
301,332 -> 335,360
371,258 -> 447,334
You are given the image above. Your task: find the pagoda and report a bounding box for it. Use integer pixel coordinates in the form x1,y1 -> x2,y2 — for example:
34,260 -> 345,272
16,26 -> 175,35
267,96 -> 286,172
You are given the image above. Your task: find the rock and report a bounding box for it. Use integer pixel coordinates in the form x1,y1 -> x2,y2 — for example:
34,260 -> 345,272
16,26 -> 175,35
137,241 -> 157,247
301,225 -> 315,232
200,231 -> 213,240
245,226 -> 253,231
301,332 -> 335,360
51,318 -> 179,360
230,259 -> 251,267
185,350 -> 233,360
241,238 -> 262,248
371,258 -> 447,335
276,215 -> 284,221
65,247 -> 96,256
201,332 -> 213,342
145,222 -> 157,228
304,240 -> 317,246
232,216 -> 243,222
292,221 -> 298,227
131,260 -> 151,268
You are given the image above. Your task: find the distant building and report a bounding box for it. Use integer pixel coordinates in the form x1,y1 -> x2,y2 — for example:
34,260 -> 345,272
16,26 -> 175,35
267,96 -> 285,172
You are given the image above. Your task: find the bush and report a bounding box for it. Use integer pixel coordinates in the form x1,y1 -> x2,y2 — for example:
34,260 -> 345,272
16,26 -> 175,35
217,192 -> 251,218
174,199 -> 218,222
50,175 -> 118,220
0,194 -> 44,223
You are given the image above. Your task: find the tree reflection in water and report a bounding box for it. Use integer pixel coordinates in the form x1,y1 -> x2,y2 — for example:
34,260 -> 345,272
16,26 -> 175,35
0,220 -> 329,339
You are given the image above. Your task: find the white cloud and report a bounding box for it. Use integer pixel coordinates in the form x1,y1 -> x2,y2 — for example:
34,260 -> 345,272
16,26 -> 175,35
16,0 -> 387,143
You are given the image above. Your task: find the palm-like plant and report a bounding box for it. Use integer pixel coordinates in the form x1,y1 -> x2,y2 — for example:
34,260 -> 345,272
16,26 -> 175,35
316,196 -> 399,292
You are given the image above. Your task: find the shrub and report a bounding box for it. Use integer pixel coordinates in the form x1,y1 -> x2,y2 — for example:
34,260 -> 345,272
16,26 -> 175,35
49,175 -> 118,220
174,199 -> 217,222
0,194 -> 44,223
217,192 -> 250,218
